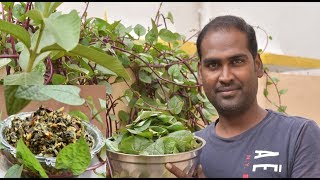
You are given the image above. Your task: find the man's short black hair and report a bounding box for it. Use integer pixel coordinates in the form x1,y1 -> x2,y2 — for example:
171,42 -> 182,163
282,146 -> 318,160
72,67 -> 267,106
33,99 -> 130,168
196,15 -> 258,60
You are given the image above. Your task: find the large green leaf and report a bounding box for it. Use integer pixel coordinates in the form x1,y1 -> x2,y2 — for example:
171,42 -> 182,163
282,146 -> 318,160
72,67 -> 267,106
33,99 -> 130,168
55,136 -> 91,175
16,139 -> 48,178
134,24 -> 146,37
118,136 -> 152,154
41,44 -> 130,80
5,86 -> 31,116
3,72 -> 44,85
0,19 -> 31,48
44,10 -> 80,51
159,29 -> 177,42
168,96 -> 184,114
15,85 -> 51,101
140,138 -> 165,155
39,85 -> 85,106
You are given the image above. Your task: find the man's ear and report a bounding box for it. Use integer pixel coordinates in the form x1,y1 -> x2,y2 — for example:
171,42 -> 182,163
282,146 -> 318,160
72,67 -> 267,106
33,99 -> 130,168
255,54 -> 264,78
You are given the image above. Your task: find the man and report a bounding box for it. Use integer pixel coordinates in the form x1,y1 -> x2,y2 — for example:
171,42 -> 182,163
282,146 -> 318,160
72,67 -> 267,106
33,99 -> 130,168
165,15 -> 320,178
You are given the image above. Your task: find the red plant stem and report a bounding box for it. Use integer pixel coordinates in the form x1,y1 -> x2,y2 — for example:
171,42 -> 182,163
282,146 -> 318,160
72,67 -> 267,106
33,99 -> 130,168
111,45 -> 201,88
45,57 -> 54,84
0,54 -> 19,58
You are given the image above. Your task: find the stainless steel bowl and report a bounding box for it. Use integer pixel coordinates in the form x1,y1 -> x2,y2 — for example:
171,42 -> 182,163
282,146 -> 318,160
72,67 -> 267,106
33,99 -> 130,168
0,112 -> 106,177
106,136 -> 206,178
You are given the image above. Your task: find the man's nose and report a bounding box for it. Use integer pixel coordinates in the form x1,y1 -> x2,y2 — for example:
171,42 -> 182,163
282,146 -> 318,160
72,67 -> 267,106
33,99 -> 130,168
218,66 -> 233,84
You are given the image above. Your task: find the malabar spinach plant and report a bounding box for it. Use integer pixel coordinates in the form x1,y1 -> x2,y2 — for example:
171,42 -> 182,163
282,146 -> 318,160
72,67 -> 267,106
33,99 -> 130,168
0,2 -> 129,85
255,26 -> 288,113
106,111 -> 201,155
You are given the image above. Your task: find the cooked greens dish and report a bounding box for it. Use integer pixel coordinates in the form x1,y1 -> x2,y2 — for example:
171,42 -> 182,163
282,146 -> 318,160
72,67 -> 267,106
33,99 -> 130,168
106,111 -> 201,155
3,106 -> 94,157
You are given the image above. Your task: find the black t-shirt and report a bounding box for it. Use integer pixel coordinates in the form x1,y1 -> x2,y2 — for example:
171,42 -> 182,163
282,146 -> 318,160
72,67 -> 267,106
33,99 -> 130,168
195,109 -> 320,178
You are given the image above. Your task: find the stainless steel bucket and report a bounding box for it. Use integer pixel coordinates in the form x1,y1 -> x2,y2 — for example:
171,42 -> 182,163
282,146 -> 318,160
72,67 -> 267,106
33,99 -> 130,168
106,136 -> 206,178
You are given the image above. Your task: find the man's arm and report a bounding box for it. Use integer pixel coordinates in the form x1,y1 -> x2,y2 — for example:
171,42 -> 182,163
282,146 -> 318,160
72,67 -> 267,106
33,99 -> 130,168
291,120 -> 320,178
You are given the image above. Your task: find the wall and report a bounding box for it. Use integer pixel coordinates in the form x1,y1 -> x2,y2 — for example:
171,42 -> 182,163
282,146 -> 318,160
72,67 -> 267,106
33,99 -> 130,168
58,2 -> 320,60
257,72 -> 320,124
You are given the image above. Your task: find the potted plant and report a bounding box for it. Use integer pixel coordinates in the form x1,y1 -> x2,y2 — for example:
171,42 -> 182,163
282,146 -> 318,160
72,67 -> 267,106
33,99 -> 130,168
0,85 -> 106,178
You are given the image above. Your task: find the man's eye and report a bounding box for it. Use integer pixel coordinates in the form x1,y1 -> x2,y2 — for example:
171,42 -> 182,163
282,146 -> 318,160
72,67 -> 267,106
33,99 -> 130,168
208,63 -> 218,69
233,59 -> 243,64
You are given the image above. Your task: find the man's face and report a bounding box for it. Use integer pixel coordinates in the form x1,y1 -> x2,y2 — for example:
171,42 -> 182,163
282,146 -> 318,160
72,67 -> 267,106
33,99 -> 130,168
198,28 -> 263,116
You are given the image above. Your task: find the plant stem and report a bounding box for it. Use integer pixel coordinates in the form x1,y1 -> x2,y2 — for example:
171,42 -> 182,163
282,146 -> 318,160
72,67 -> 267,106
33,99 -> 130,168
26,23 -> 45,72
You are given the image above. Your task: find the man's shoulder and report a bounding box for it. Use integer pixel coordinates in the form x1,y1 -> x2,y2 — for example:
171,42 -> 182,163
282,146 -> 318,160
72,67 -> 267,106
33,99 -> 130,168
267,109 -> 319,130
194,122 -> 215,138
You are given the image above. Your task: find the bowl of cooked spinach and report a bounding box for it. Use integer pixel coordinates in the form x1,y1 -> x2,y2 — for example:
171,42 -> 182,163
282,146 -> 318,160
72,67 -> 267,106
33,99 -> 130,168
0,106 -> 105,177
105,111 -> 206,178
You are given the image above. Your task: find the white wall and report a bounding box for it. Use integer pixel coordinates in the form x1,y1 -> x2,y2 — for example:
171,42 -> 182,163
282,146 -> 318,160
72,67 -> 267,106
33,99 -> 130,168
57,2 -> 201,42
58,2 -> 320,60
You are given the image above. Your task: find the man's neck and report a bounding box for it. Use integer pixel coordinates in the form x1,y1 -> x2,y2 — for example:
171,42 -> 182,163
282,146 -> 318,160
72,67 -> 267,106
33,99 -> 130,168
215,104 -> 268,138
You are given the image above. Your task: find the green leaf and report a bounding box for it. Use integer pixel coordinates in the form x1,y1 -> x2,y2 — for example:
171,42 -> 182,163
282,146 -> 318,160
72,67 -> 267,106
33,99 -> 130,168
3,72 -> 44,85
168,96 -> 184,114
25,9 -> 44,21
118,110 -> 129,122
16,139 -> 48,178
263,88 -> 268,97
168,64 -> 181,77
0,58 -> 12,69
159,29 -> 177,42
86,96 -> 103,124
167,130 -> 198,152
134,119 -> 152,132
106,82 -> 112,95
44,10 -> 81,51
13,4 -> 26,21
39,85 -> 85,106
32,51 -> 51,70
17,47 -> 30,71
52,74 -> 66,84
5,86 -> 31,116
118,136 -> 152,154
32,61 -> 46,75
167,12 -> 174,24
0,19 -> 31,48
134,111 -> 161,123
64,62 -> 89,75
134,24 -> 146,37
48,2 -> 63,14
96,64 -> 117,76
4,164 -> 23,178
140,138 -> 165,155
279,89 -> 288,95
271,77 -> 279,83
15,85 -> 51,101
277,105 -> 287,113
166,122 -> 185,132
41,44 -> 130,80
145,19 -> 158,44
269,36 -> 273,40
55,136 -> 91,176
138,70 -> 151,84
79,59 -> 94,77
99,98 -> 106,109
69,110 -> 89,122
